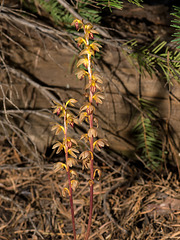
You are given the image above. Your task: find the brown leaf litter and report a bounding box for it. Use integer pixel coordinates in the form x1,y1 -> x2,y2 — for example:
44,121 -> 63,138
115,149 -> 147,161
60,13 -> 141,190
1,136 -> 180,239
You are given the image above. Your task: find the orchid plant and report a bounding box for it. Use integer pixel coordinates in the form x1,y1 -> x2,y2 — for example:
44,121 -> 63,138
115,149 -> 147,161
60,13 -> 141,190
51,99 -> 78,240
52,19 -> 108,240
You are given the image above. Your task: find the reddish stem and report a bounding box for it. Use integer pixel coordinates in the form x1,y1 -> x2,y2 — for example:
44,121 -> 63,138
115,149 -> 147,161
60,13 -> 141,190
64,110 -> 76,240
85,131 -> 94,240
85,44 -> 94,239
66,159 -> 76,240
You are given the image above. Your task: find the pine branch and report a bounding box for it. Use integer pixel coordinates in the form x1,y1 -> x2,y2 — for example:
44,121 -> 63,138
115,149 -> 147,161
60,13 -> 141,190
171,6 -> 180,49
129,39 -> 180,82
127,0 -> 143,7
133,99 -> 163,171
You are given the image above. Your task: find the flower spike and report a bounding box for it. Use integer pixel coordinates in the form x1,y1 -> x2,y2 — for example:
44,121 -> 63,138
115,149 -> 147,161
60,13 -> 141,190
73,19 -> 107,240
52,98 -> 78,239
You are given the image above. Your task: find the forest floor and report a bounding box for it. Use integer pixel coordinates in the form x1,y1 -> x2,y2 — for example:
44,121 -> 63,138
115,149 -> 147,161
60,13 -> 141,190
1,1 -> 180,239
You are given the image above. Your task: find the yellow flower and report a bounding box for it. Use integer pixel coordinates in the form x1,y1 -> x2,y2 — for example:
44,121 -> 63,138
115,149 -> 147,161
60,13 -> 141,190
79,47 -> 94,57
77,57 -> 89,68
71,19 -> 83,30
88,128 -> 98,138
75,37 -> 87,47
52,141 -> 64,154
75,69 -> 88,80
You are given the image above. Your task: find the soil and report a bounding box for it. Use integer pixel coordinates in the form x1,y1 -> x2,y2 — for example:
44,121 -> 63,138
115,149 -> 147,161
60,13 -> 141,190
1,1 -> 180,239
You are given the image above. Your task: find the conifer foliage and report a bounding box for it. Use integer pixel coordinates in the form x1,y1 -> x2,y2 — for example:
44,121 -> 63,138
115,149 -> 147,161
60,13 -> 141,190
171,6 -> 180,49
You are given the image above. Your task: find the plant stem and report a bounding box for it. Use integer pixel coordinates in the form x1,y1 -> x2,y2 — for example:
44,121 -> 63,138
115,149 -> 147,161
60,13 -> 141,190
64,109 -> 76,240
85,35 -> 94,240
67,164 -> 76,240
85,132 -> 94,240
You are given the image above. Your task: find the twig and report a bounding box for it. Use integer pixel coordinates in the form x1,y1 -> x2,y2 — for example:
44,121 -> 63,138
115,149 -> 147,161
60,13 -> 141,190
0,109 -> 53,120
103,181 -> 129,235
1,65 -> 62,105
0,120 -> 39,163
0,194 -> 44,239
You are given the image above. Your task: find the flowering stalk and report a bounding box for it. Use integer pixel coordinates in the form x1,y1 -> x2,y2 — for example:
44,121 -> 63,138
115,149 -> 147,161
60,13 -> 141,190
72,19 -> 108,239
51,99 -> 79,240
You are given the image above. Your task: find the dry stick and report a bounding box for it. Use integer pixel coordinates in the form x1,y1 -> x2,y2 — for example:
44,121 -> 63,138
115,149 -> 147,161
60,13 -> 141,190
0,120 -> 39,164
0,7 -> 69,38
3,6 -> 178,73
103,181 -> 128,235
0,194 -> 44,239
2,65 -> 62,105
1,6 -> 129,55
1,5 -> 110,45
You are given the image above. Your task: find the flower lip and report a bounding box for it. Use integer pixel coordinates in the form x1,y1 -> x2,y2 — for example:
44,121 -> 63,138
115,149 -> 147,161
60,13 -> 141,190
57,108 -> 61,116
75,22 -> 79,30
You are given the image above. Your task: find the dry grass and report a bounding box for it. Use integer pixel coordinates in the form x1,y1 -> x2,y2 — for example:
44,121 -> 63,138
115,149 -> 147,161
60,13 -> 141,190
1,135 -> 180,240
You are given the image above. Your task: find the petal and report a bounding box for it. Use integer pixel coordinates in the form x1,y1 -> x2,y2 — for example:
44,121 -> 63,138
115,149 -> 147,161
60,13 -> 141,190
71,180 -> 79,191
88,128 -> 98,138
66,98 -> 77,106
77,58 -> 89,68
93,169 -> 101,180
62,188 -> 70,197
79,150 -> 91,160
54,162 -> 67,172
52,141 -> 62,149
67,158 -> 77,167
79,48 -> 94,56
75,69 -> 88,80
70,170 -> 78,178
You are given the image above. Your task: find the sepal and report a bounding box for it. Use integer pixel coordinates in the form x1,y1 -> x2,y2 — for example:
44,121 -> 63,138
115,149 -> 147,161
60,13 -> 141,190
54,162 -> 67,172
67,158 -> 77,167
75,69 -> 88,80
77,57 -> 89,68
79,47 -> 94,57
70,170 -> 78,178
75,37 -> 86,46
52,141 -> 64,154
51,123 -> 65,135
93,139 -> 109,151
79,111 -> 88,123
65,98 -> 77,107
71,180 -> 79,191
80,133 -> 89,142
79,150 -> 93,169
88,128 -> 98,138
62,187 -> 70,197
68,148 -> 79,158
93,72 -> 103,83
90,42 -> 102,52
93,169 -> 101,180
93,92 -> 104,104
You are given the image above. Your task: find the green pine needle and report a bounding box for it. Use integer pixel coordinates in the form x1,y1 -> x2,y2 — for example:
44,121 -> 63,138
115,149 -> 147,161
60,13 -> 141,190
171,6 -> 180,49
133,98 -> 163,171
